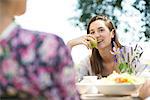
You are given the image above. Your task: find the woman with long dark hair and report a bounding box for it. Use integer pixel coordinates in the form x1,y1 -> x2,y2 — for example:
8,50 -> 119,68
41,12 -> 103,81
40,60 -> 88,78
67,15 -> 149,80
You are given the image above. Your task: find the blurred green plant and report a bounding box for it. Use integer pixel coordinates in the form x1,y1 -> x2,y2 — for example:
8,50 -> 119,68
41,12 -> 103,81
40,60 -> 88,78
118,63 -> 133,74
111,44 -> 143,74
72,0 -> 150,41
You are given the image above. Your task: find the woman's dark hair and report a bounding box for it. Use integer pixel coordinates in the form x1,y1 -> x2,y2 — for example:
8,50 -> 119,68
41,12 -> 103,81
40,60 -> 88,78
87,15 -> 121,77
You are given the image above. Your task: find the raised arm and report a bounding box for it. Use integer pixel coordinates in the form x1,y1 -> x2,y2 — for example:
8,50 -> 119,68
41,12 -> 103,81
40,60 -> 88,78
67,35 -> 97,50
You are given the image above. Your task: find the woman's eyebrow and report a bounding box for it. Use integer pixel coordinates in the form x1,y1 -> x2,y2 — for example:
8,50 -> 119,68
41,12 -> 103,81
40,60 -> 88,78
98,27 -> 103,29
90,27 -> 103,32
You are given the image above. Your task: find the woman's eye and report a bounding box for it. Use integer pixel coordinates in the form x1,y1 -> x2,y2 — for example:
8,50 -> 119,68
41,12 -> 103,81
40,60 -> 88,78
90,32 -> 94,34
98,29 -> 104,32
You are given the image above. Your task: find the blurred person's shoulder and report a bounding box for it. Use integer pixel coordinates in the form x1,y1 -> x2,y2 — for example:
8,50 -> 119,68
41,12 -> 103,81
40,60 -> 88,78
19,26 -> 65,45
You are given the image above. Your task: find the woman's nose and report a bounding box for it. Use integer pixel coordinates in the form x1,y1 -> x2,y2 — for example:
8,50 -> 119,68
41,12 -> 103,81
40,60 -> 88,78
94,32 -> 101,38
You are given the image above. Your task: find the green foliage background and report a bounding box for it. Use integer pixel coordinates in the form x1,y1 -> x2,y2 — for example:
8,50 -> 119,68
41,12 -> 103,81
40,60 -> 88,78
73,0 -> 150,41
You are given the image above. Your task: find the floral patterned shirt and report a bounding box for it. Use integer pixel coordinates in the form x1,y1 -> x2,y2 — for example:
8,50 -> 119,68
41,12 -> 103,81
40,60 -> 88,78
0,22 -> 80,100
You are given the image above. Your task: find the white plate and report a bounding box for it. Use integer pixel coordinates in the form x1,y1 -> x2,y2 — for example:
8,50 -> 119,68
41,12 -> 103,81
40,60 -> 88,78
81,94 -> 104,100
81,93 -> 139,100
95,83 -> 142,95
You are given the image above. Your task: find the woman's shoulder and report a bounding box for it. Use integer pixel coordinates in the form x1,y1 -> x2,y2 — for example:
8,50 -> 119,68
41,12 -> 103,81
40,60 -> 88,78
77,53 -> 91,68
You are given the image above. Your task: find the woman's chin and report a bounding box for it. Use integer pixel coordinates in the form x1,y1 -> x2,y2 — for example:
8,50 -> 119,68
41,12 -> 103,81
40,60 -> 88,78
97,45 -> 105,49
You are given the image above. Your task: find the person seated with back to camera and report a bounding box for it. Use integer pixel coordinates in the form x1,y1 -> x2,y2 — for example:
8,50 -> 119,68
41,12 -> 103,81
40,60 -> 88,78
0,0 -> 80,99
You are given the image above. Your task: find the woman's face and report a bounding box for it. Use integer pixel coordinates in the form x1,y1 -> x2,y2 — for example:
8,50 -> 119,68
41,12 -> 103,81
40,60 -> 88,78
89,20 -> 114,49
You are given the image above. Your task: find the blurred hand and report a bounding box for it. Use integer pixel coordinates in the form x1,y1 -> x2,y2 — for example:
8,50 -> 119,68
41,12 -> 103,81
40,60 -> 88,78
67,34 -> 97,49
139,80 -> 150,99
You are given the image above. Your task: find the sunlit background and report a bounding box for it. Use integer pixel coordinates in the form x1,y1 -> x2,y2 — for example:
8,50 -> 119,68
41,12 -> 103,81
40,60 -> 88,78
15,0 -> 150,64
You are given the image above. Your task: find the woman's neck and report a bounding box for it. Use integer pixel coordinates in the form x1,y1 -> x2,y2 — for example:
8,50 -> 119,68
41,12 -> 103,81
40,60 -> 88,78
0,16 -> 13,34
98,45 -> 114,63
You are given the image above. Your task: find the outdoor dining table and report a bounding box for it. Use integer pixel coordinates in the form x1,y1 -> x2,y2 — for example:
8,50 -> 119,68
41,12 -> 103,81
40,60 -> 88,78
80,93 -> 141,100
77,73 -> 150,100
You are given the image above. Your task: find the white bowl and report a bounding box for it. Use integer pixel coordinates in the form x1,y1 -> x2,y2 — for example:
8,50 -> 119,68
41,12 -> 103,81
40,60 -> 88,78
83,76 -> 97,82
76,82 -> 98,94
95,83 -> 142,95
